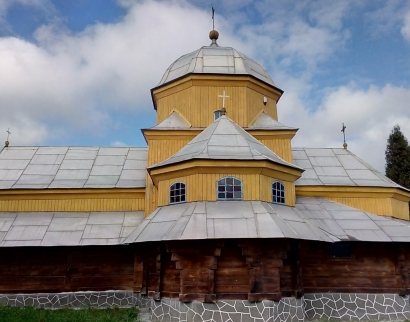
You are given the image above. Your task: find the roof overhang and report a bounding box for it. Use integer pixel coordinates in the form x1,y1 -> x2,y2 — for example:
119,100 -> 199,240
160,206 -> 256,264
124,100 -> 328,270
148,159 -> 303,186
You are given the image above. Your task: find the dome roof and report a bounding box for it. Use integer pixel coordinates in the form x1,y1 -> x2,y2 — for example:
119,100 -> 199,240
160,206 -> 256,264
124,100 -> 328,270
158,45 -> 276,87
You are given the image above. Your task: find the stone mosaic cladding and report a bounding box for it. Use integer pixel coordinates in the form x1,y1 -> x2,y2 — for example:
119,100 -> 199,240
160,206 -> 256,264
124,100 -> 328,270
304,293 -> 410,321
1,292 -> 410,321
150,297 -> 304,322
0,291 -> 149,309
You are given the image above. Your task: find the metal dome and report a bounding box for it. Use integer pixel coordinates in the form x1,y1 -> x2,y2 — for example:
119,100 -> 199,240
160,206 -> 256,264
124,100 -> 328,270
158,45 -> 276,87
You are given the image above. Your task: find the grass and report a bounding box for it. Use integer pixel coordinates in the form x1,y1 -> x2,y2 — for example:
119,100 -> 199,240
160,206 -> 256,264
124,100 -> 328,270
0,306 -> 139,322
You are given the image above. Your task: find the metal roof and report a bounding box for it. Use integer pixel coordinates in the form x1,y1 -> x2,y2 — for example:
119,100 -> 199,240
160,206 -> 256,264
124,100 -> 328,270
0,211 -> 144,246
0,145 -> 403,190
0,147 -> 147,189
293,148 -> 405,189
150,111 -> 191,129
247,112 -> 297,130
150,116 -> 302,171
158,46 -> 276,87
123,198 -> 410,244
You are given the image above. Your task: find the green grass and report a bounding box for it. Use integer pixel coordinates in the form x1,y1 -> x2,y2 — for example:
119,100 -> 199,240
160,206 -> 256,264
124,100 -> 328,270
0,306 -> 139,322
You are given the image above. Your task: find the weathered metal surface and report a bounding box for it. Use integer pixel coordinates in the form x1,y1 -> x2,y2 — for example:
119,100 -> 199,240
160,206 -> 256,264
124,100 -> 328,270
158,46 -> 275,87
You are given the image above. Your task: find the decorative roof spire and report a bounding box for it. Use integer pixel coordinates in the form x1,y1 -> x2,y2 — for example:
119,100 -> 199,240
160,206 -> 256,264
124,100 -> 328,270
341,123 -> 348,149
4,128 -> 10,147
209,7 -> 219,46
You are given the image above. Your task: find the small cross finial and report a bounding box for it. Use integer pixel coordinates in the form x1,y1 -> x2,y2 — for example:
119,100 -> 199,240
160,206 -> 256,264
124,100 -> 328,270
341,123 -> 347,149
212,7 -> 215,30
5,128 -> 11,147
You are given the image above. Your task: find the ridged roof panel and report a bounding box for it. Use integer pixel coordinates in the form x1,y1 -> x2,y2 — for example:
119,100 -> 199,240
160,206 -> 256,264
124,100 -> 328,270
158,46 -> 275,87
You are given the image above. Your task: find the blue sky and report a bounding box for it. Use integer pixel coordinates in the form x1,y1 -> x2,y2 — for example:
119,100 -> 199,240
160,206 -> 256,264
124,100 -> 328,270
1,0 -> 410,172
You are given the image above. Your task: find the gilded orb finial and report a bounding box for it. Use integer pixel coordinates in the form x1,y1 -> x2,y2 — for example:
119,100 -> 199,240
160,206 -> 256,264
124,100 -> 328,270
343,142 -> 348,149
209,29 -> 219,46
4,140 -> 9,147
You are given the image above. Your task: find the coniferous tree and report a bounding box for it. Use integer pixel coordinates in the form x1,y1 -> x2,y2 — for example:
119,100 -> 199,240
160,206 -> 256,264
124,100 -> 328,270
385,125 -> 410,189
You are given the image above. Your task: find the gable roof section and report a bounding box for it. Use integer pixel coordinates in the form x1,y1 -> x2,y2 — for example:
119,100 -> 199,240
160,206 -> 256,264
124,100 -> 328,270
150,115 -> 302,170
123,198 -> 410,244
0,147 -> 148,189
247,112 -> 297,130
150,111 -> 191,129
292,148 -> 405,189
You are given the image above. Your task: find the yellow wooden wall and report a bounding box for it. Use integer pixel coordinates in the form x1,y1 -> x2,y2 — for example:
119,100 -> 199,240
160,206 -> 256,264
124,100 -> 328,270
156,173 -> 295,207
147,138 -> 193,167
326,196 -> 409,220
0,194 -> 145,212
155,84 -> 278,128
258,138 -> 293,163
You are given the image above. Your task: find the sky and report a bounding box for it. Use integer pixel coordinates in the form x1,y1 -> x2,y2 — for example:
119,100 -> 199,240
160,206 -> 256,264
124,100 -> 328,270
1,0 -> 410,173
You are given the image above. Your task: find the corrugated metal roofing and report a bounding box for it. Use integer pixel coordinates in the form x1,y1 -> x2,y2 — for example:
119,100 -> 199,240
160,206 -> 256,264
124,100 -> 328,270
150,116 -> 302,171
158,46 -> 276,87
0,211 -> 144,246
293,148 -> 404,189
0,147 -> 147,189
123,198 -> 410,244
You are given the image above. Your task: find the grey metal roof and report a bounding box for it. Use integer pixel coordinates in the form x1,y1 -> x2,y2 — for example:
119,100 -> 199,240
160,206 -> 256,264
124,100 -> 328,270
0,211 -> 144,246
0,147 -> 148,189
150,116 -> 302,171
158,46 -> 276,87
123,198 -> 410,244
292,148 -> 405,189
150,111 -> 191,129
247,112 -> 297,130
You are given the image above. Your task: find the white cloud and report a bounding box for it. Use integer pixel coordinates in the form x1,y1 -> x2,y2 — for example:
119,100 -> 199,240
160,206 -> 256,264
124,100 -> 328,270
0,0 -> 216,145
401,10 -> 410,42
280,84 -> 410,173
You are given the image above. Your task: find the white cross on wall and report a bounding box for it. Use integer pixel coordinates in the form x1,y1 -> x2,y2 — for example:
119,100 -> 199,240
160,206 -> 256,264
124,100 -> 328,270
218,91 -> 230,108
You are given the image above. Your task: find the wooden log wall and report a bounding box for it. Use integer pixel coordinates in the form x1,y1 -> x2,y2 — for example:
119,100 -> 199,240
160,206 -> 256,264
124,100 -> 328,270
0,246 -> 136,293
1,240 -> 410,299
300,241 -> 406,294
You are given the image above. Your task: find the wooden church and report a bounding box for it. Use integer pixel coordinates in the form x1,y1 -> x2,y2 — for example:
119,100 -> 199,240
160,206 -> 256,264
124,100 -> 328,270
2,30 -> 410,321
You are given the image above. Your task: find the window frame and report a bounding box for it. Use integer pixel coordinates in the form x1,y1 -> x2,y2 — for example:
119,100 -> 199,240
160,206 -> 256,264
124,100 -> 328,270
169,181 -> 187,204
272,180 -> 285,204
214,110 -> 222,121
216,176 -> 243,200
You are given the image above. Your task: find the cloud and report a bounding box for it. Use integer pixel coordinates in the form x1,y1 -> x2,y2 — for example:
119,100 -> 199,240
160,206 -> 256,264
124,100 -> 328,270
401,10 -> 410,42
0,0 -> 216,145
280,84 -> 410,172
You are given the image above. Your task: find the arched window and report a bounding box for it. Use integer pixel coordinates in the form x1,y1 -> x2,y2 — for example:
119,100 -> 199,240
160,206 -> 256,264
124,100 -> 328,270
217,177 -> 242,200
272,181 -> 285,204
214,110 -> 222,121
169,182 -> 186,204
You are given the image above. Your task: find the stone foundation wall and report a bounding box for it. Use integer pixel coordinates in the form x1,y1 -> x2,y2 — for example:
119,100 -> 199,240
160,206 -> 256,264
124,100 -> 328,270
1,292 -> 410,321
0,291 -> 149,309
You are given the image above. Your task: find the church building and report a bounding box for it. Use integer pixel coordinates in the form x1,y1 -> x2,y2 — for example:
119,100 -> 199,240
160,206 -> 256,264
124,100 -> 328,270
2,30 -> 410,321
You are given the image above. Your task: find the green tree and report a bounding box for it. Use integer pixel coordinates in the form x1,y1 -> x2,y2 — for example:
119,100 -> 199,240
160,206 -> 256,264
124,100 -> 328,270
385,125 -> 410,189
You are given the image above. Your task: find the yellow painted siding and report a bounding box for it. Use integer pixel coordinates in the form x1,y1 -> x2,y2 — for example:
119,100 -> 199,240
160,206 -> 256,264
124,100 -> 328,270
155,173 -> 295,207
246,88 -> 278,123
0,198 -> 145,212
147,139 -> 192,166
156,84 -> 279,128
391,198 -> 410,220
326,197 -> 396,218
259,138 -> 293,163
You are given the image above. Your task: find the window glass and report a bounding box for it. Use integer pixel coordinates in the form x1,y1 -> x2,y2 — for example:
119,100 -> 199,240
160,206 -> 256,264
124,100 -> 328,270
170,182 -> 186,204
214,110 -> 222,121
329,242 -> 352,258
217,177 -> 242,200
272,181 -> 285,204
